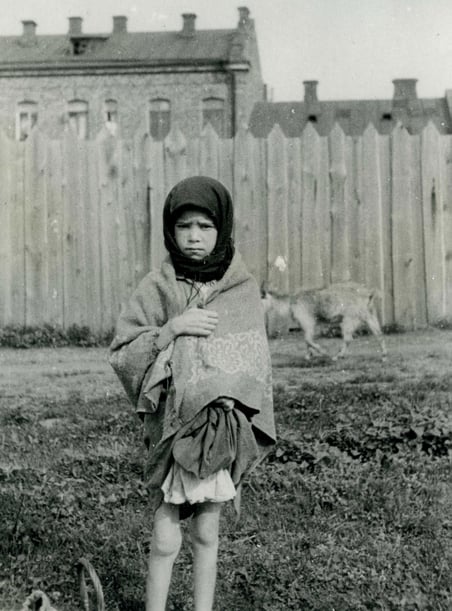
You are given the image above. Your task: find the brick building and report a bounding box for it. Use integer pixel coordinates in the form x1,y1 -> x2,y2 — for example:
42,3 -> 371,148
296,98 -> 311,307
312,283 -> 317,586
0,7 -> 264,140
249,78 -> 452,137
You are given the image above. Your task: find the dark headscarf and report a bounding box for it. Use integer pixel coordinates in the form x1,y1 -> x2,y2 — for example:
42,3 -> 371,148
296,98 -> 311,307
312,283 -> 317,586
163,176 -> 235,282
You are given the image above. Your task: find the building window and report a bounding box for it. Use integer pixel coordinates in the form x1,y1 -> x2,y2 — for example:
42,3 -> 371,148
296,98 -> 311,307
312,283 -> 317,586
381,113 -> 393,121
202,97 -> 225,136
308,114 -> 318,123
68,100 -> 88,139
149,99 -> 171,140
104,99 -> 118,135
72,39 -> 89,55
16,101 -> 38,141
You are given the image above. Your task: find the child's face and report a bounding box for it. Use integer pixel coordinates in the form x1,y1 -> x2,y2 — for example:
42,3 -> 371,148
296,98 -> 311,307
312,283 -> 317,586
174,209 -> 218,261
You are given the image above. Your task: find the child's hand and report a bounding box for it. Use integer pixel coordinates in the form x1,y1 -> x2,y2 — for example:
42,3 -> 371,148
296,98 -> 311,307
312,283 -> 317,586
170,308 -> 218,337
216,397 -> 235,410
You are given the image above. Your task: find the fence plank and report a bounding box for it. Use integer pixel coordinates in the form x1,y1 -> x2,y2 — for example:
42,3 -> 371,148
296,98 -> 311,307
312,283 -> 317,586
348,135 -> 365,282
287,138 -> 302,291
132,132 -> 150,283
219,138 -> 234,197
318,136 -> 332,284
440,134 -> 452,320
361,125 -> 386,317
46,139 -> 64,326
329,123 -> 350,283
148,138 -> 166,269
84,140 -> 102,331
391,125 -> 427,328
165,127 -> 188,187
199,123 -> 220,179
411,133 -> 428,327
114,139 -> 135,307
267,125 -> 290,293
421,122 -> 447,322
96,132 -> 120,330
0,131 -> 12,325
8,140 -> 26,324
24,129 -> 48,325
300,123 -> 324,288
233,127 -> 267,284
378,134 -> 394,324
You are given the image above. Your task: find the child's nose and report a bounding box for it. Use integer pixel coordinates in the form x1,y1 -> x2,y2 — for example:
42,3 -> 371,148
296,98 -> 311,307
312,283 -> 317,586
188,226 -> 201,241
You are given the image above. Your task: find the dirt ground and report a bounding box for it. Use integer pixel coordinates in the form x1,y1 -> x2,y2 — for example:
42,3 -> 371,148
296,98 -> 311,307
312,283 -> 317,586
1,327 -> 450,405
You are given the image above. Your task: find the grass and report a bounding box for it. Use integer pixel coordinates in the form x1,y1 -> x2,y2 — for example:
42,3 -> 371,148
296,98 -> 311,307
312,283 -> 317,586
0,330 -> 452,609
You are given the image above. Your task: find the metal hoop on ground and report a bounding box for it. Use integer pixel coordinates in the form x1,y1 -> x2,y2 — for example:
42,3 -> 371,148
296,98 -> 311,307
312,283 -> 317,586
77,557 -> 105,611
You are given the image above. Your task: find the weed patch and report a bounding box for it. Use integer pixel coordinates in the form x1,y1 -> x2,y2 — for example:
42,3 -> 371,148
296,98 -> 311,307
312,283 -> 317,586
1,336 -> 452,609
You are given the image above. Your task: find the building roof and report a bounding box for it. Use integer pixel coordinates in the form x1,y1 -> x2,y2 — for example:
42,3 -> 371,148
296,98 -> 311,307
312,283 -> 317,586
249,95 -> 452,137
0,10 -> 254,71
0,30 -> 241,65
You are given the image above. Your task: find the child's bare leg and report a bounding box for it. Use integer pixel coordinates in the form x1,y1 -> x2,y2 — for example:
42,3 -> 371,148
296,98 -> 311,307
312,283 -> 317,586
146,502 -> 182,611
190,502 -> 222,611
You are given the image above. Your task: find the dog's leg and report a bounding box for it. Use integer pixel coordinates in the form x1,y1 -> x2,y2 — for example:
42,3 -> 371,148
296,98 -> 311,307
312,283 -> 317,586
364,312 -> 387,358
301,323 -> 329,358
334,318 -> 357,360
291,304 -> 330,359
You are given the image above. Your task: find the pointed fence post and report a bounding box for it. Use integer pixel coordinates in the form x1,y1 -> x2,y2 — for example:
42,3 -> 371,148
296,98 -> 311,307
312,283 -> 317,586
391,123 -> 426,329
199,122 -> 220,178
362,124 -> 388,322
267,124 -> 290,295
421,121 -> 447,323
165,126 -> 187,187
24,128 -> 48,325
46,137 -> 65,327
329,123 -> 350,283
233,126 -> 267,285
147,135 -> 166,269
0,130 -> 13,325
132,131 -> 151,283
300,122 -> 324,289
441,130 -> 452,319
95,129 -> 121,330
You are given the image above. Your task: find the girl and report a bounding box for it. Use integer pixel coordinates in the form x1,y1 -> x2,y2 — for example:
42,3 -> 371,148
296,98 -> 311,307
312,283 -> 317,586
109,176 -> 275,611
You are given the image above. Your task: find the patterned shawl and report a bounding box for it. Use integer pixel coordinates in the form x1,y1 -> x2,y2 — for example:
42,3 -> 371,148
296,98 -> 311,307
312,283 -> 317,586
109,250 -> 275,449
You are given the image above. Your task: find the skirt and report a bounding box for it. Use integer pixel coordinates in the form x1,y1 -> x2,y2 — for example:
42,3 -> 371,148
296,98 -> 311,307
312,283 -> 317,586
161,462 -> 236,505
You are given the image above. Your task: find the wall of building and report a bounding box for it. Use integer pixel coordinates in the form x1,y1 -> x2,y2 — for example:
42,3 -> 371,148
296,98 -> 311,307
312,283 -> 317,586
0,70 -> 235,139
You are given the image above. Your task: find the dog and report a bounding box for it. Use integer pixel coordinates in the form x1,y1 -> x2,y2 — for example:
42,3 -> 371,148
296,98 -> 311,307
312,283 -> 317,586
261,282 -> 387,360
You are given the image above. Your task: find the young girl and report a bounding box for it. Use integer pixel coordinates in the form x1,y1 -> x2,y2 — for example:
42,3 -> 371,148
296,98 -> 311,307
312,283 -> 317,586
109,176 -> 275,611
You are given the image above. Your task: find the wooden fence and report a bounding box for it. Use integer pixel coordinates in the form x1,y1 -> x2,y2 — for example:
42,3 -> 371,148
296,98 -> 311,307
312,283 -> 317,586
0,121 -> 451,332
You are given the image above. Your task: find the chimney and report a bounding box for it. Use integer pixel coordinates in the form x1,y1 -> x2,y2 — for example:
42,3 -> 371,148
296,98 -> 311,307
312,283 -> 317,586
22,20 -> 37,42
181,13 -> 196,37
303,80 -> 319,105
113,16 -> 127,34
392,78 -> 418,102
392,78 -> 421,114
68,16 -> 83,36
238,7 -> 250,29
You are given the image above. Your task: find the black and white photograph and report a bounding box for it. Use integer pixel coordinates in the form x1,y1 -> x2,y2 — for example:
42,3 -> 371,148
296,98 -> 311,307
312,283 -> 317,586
1,1 -> 451,609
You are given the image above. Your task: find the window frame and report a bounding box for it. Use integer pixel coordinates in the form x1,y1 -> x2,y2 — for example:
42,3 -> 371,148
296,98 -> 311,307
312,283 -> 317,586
149,98 -> 171,141
16,101 -> 38,141
202,97 -> 226,137
67,99 -> 89,139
